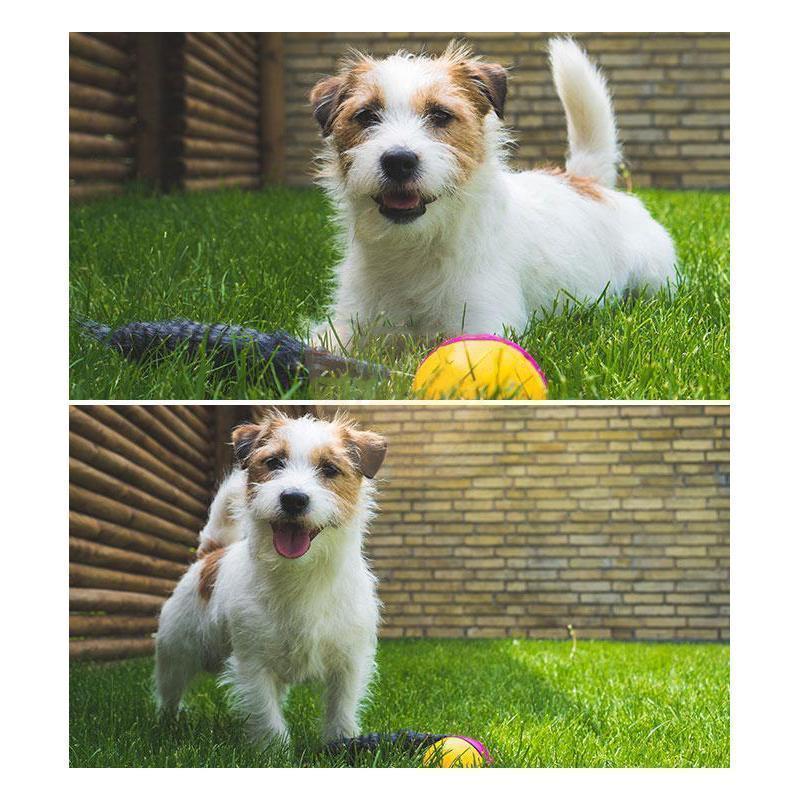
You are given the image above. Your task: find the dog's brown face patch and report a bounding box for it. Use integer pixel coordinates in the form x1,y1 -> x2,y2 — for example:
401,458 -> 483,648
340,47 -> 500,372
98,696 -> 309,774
311,57 -> 382,172
410,79 -> 486,181
415,44 -> 506,182
198,546 -> 225,601
232,414 -> 291,504
310,438 -> 363,520
243,443 -> 288,503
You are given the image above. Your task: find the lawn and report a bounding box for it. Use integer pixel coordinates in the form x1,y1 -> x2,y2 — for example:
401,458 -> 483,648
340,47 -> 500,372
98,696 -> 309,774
69,639 -> 730,768
69,186 -> 729,400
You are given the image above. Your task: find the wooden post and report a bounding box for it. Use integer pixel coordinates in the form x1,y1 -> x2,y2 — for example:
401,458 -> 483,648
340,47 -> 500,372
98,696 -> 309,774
213,407 -> 249,482
259,33 -> 286,185
135,33 -> 166,188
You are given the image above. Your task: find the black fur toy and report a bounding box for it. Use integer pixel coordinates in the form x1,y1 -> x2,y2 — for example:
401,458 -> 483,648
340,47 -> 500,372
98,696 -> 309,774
79,319 -> 389,388
326,730 -> 446,762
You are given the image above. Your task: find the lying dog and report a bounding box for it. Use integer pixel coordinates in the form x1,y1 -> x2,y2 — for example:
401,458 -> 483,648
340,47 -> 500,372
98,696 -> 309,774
311,38 -> 676,348
154,412 -> 387,745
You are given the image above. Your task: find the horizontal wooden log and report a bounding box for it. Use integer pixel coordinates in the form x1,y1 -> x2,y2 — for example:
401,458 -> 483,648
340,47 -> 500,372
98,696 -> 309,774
181,137 -> 258,161
181,116 -> 259,147
69,536 -> 188,580
69,183 -> 124,202
90,32 -> 134,50
171,406 -> 211,439
70,562 -> 175,596
69,428 -> 208,518
69,158 -> 132,181
182,158 -> 260,178
69,637 -> 155,662
183,175 -> 261,192
69,81 -> 134,115
70,458 -> 205,533
147,406 -> 211,458
179,73 -> 259,120
70,107 -> 134,137
184,34 -> 258,92
70,55 -> 133,93
226,32 -> 258,57
218,31 -> 257,57
189,406 -> 213,423
70,484 -> 198,548
184,95 -> 258,133
69,132 -> 133,158
70,587 -> 165,614
70,614 -> 159,638
115,406 -> 211,473
70,33 -> 132,71
183,51 -> 259,106
70,510 -> 192,564
193,32 -> 258,81
70,406 -> 210,500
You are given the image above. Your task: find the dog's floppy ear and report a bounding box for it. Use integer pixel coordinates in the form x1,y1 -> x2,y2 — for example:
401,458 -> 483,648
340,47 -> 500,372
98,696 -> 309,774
310,74 -> 346,135
231,423 -> 262,464
467,62 -> 508,119
347,430 -> 388,479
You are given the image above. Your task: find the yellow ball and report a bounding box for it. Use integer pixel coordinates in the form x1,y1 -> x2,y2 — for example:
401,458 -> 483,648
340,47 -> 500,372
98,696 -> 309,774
412,335 -> 548,400
422,737 -> 487,768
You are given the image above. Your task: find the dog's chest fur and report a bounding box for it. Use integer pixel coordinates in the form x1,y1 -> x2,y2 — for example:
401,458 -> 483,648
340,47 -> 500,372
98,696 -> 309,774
236,546 -> 378,683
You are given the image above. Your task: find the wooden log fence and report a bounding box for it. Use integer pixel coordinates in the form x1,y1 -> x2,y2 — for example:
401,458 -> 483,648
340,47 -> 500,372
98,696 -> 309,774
70,32 -> 286,201
69,406 -> 219,661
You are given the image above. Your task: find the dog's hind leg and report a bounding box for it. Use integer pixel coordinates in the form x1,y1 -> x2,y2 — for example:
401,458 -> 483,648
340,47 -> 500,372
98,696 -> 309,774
153,584 -> 206,715
154,636 -> 203,715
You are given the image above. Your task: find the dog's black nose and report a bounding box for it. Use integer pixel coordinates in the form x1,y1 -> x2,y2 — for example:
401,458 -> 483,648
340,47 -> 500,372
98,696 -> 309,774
380,148 -> 419,182
280,490 -> 310,516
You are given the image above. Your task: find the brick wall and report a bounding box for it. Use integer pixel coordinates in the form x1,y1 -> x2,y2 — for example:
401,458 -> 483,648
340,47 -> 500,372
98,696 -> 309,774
345,404 -> 729,642
283,32 -> 729,190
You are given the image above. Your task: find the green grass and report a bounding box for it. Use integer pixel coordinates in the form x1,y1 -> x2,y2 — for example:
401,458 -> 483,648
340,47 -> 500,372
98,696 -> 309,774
69,186 -> 729,400
69,639 -> 729,767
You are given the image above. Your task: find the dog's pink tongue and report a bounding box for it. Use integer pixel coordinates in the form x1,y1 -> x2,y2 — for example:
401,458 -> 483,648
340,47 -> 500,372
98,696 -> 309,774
382,191 -> 420,210
272,523 -> 312,559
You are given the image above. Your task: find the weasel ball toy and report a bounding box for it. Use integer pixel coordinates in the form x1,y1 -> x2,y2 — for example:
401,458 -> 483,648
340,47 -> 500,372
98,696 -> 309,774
412,335 -> 548,400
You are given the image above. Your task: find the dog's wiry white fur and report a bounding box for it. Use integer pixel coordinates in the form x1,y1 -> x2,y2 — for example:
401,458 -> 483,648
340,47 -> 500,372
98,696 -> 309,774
312,38 -> 676,347
154,414 -> 384,745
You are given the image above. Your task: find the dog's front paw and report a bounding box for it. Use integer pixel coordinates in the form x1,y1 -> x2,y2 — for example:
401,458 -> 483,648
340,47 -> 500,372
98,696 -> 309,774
249,723 -> 291,752
311,320 -> 353,354
323,721 -> 360,744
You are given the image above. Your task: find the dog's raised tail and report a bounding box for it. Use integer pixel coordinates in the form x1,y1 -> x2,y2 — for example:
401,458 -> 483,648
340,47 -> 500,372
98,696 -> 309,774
197,469 -> 247,557
549,38 -> 620,188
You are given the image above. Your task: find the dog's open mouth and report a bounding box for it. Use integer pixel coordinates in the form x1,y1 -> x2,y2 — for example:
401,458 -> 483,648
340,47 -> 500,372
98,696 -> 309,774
374,190 -> 433,223
272,522 -> 321,559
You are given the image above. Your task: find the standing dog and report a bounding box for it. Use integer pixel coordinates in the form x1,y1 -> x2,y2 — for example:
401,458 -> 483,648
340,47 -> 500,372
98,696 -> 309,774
154,412 -> 387,745
311,38 -> 676,348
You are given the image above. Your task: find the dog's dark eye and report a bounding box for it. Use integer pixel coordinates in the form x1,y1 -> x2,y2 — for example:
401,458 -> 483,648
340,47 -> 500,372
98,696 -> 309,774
427,107 -> 454,127
319,461 -> 341,479
265,457 -> 285,471
353,107 -> 380,128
